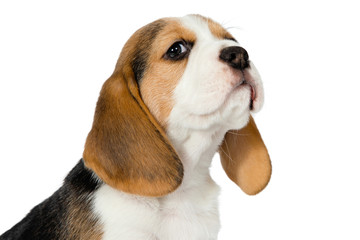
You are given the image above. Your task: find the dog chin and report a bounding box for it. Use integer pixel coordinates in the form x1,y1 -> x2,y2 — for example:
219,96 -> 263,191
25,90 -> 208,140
218,87 -> 252,128
183,100 -> 251,132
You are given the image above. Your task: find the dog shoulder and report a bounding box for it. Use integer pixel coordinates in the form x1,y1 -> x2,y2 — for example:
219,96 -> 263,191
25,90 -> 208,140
0,160 -> 103,240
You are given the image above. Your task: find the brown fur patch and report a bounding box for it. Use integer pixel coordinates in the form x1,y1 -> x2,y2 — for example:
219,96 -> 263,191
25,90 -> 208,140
140,19 -> 196,127
65,198 -> 103,239
83,18 -> 185,197
219,116 -> 272,195
83,71 -> 183,196
192,14 -> 235,40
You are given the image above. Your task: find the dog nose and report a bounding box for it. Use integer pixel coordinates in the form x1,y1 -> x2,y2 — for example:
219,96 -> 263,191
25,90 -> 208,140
219,46 -> 249,70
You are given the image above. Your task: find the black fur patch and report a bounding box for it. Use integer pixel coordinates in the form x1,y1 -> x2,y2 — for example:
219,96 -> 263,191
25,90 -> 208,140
0,160 -> 101,240
132,20 -> 166,82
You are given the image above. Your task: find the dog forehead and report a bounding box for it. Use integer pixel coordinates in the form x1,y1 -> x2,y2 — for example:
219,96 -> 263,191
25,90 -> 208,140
115,15 -> 231,83
179,15 -> 232,41
120,15 -> 230,59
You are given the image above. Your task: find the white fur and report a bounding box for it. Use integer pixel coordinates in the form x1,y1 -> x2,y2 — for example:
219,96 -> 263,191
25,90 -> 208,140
92,15 -> 264,240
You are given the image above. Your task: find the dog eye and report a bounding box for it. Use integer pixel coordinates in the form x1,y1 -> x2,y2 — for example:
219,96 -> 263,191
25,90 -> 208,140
164,41 -> 189,60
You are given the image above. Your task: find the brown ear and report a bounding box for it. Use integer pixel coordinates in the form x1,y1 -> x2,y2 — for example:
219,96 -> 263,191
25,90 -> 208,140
83,68 -> 183,197
219,116 -> 271,195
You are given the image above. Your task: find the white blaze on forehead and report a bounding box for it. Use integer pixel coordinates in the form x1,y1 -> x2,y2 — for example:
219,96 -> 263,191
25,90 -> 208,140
180,15 -> 217,42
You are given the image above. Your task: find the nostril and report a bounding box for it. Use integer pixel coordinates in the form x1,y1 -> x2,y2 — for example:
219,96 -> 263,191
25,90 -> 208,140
219,46 -> 249,70
243,50 -> 249,62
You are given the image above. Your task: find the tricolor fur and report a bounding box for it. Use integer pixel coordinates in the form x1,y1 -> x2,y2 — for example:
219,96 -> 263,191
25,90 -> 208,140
1,15 -> 271,240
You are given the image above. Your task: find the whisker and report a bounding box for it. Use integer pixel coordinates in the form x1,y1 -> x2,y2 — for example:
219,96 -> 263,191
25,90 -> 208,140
219,139 -> 235,166
225,26 -> 244,31
227,130 -> 249,137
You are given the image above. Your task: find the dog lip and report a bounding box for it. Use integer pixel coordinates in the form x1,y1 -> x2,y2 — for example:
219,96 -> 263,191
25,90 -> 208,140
231,70 -> 257,110
249,84 -> 255,110
242,69 -> 258,110
248,81 -> 256,101
234,72 -> 256,100
236,80 -> 255,110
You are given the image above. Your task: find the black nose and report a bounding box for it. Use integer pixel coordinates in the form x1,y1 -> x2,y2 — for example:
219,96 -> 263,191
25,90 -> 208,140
219,46 -> 249,70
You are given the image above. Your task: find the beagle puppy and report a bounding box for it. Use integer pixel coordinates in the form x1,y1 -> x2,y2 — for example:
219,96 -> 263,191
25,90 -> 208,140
0,14 -> 271,240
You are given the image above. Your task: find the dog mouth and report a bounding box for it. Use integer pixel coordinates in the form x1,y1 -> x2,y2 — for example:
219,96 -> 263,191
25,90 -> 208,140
234,71 -> 257,110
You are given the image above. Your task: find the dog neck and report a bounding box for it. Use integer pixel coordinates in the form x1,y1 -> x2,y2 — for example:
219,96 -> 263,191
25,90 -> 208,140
166,125 -> 227,189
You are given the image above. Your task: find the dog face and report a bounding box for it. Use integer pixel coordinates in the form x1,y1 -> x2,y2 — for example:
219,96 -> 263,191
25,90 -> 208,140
139,15 -> 263,131
83,15 -> 271,197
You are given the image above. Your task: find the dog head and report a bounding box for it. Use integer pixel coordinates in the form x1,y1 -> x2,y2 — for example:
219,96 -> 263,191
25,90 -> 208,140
83,15 -> 271,196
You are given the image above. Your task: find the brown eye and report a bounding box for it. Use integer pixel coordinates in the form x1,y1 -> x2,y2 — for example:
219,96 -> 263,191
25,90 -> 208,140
164,41 -> 189,60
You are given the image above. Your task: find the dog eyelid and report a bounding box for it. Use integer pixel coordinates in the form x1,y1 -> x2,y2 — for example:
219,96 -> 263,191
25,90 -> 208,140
163,40 -> 192,61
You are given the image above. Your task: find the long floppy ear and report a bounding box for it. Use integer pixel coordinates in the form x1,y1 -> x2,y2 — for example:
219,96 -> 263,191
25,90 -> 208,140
219,116 -> 271,195
83,67 -> 183,197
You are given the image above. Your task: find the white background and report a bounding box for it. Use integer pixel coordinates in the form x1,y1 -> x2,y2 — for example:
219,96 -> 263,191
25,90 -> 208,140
1,0 -> 359,239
